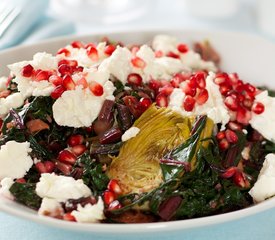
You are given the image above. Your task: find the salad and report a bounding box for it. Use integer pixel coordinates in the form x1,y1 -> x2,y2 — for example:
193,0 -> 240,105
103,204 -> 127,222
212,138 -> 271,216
0,35 -> 275,224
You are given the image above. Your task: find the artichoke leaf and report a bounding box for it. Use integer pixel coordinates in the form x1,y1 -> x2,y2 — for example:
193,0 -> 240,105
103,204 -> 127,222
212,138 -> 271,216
107,105 -> 191,195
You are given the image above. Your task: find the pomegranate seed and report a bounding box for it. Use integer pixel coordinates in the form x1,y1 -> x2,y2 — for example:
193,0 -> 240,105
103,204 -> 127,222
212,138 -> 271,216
108,200 -> 122,210
219,138 -> 229,150
139,97 -> 152,109
233,171 -> 246,188
104,44 -> 116,55
58,59 -> 69,67
71,41 -> 83,48
51,85 -> 65,99
229,73 -> 239,84
57,48 -> 70,56
170,75 -> 183,88
35,162 -> 47,173
49,75 -> 63,86
148,79 -> 161,91
84,43 -> 96,49
224,96 -> 238,111
103,190 -> 116,205
34,70 -> 51,81
89,81 -> 104,96
221,167 -> 237,179
160,80 -> 172,87
44,161 -> 55,173
235,80 -> 245,93
155,50 -> 163,58
71,144 -> 87,156
87,47 -> 99,61
156,93 -> 168,107
159,85 -> 174,96
21,64 -> 34,78
16,178 -> 26,183
58,149 -> 77,165
63,213 -> 76,221
177,43 -> 188,53
167,51 -> 180,59
107,179 -> 122,195
67,134 -> 84,147
214,73 -> 229,85
236,107 -> 251,125
219,84 -> 232,96
62,75 -> 76,90
216,131 -> 225,140
74,66 -> 84,73
252,102 -> 265,114
183,95 -> 196,112
58,64 -> 72,76
225,129 -> 238,144
196,89 -> 209,105
56,161 -> 72,175
76,77 -> 88,88
194,72 -> 206,89
244,83 -> 256,95
0,90 -> 11,98
243,99 -> 253,109
181,81 -> 196,97
131,57 -> 146,69
228,121 -> 242,131
127,73 -> 143,86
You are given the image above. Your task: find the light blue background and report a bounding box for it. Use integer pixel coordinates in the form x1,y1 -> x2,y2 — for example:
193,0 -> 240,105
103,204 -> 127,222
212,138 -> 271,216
1,0 -> 275,239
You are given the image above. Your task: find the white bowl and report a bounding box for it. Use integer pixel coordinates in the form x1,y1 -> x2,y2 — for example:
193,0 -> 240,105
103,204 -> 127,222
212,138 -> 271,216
1,29 -> 275,235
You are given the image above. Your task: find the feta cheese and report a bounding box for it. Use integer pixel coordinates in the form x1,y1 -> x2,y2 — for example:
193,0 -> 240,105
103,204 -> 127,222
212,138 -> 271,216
152,35 -> 179,54
249,153 -> 275,202
32,52 -> 60,70
122,127 -> 140,142
0,177 -> 14,200
0,76 -> 7,91
249,91 -> 275,142
168,88 -> 186,113
0,141 -> 33,180
64,46 -> 94,67
99,46 -> 132,84
71,197 -> 105,223
36,173 -> 91,202
38,198 -> 64,217
53,82 -> 115,128
0,92 -> 25,117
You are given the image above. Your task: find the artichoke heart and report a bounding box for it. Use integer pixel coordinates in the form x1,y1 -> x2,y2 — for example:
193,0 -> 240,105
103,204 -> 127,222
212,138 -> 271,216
107,105 -> 192,195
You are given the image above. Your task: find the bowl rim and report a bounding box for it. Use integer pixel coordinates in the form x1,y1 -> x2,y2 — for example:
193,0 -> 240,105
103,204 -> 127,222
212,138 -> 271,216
1,28 -> 275,233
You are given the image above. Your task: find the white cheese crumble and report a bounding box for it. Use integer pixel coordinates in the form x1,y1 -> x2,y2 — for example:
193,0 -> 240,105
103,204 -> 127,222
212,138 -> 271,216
0,92 -> 25,117
38,198 -> 64,217
35,173 -> 91,202
249,154 -> 275,202
249,91 -> 275,142
71,197 -> 105,223
52,82 -> 115,128
0,141 -> 33,180
121,127 -> 140,142
152,35 -> 179,54
0,177 -> 14,200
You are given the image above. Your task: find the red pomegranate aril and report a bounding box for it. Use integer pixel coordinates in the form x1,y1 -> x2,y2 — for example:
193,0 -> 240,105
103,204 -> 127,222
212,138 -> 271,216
103,190 -> 116,205
63,75 -> 76,90
177,43 -> 189,53
51,85 -> 65,99
214,72 -> 229,85
140,97 -> 152,109
57,48 -> 70,56
189,77 -> 198,89
58,149 -> 77,165
67,134 -> 84,147
71,144 -> 87,156
35,162 -> 47,173
194,71 -> 206,89
156,93 -> 168,107
131,57 -> 146,69
221,167 -> 237,179
58,64 -> 72,76
252,102 -> 265,114
244,83 -> 256,94
243,99 -> 253,109
216,131 -> 225,140
107,179 -> 122,195
56,161 -> 72,175
235,80 -> 245,93
21,64 -> 34,77
225,129 -> 238,144
16,178 -> 26,183
233,171 -> 246,188
104,44 -> 116,55
44,161 -> 55,173
76,77 -> 88,88
74,66 -> 84,73
183,95 -> 196,112
159,85 -> 174,96
71,41 -> 83,49
87,47 -> 99,61
49,75 -> 63,86
196,89 -> 209,105
84,43 -> 96,49
63,213 -> 76,222
181,81 -> 196,97
236,107 -> 251,125
219,138 -> 229,151
127,73 -> 142,86
228,121 -> 242,131
0,90 -> 11,98
229,73 -> 239,84
89,81 -> 104,96
155,50 -> 163,58
167,51 -> 180,59
219,84 -> 232,96
224,95 -> 238,111
35,70 -> 51,81
170,75 -> 183,88
108,200 -> 122,210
